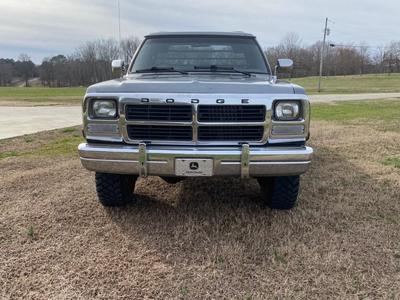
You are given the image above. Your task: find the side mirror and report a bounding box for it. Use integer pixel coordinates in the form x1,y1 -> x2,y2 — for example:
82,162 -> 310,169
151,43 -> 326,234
272,58 -> 294,83
276,58 -> 293,69
111,59 -> 125,76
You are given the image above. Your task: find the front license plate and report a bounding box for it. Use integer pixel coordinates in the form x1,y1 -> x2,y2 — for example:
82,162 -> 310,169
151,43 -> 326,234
175,159 -> 213,177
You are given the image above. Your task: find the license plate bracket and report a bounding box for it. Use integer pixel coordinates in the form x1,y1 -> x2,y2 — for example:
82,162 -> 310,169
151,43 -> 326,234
175,158 -> 213,177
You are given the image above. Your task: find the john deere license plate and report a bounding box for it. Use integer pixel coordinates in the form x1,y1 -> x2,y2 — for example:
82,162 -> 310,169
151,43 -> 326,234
175,159 -> 213,177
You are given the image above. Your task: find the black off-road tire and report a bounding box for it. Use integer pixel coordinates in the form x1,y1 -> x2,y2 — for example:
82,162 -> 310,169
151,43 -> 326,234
257,176 -> 300,210
95,173 -> 138,207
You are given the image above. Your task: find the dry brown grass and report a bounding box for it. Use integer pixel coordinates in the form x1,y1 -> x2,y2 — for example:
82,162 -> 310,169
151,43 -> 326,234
1,122 -> 400,299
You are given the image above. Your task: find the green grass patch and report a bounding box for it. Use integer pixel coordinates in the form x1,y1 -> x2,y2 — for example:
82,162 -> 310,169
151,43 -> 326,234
0,87 -> 86,98
0,135 -> 83,160
273,249 -> 287,264
62,127 -> 77,133
291,73 -> 400,94
37,135 -> 83,156
0,97 -> 83,104
312,99 -> 400,123
27,225 -> 36,239
0,151 -> 19,159
0,87 -> 86,105
381,156 -> 400,168
24,137 -> 34,143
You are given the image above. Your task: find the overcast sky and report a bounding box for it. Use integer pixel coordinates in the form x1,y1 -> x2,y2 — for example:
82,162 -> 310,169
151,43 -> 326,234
1,0 -> 398,63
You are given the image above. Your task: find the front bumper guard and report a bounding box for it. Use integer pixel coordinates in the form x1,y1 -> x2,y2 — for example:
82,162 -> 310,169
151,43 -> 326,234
78,143 -> 313,178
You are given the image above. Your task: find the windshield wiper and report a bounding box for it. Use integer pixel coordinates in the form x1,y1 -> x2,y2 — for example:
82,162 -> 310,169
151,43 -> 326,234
135,67 -> 188,75
193,65 -> 252,77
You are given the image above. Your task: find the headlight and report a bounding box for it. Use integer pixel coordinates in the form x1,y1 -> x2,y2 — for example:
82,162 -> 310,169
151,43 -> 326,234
274,101 -> 301,121
91,100 -> 117,118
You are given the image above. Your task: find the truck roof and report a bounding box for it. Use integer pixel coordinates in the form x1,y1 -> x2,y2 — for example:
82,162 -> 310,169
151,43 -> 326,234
145,31 -> 256,38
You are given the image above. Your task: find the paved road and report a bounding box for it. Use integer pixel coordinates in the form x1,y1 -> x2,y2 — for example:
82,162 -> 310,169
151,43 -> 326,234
0,106 -> 81,140
1,92 -> 400,140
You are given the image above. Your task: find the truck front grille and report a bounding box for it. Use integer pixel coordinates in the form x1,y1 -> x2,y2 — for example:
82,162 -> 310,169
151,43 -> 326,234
124,103 -> 267,144
127,125 -> 193,141
198,126 -> 264,141
198,105 -> 266,122
125,104 -> 192,122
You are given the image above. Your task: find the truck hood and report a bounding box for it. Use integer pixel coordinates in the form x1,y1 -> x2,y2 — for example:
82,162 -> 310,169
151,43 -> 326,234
86,74 -> 305,95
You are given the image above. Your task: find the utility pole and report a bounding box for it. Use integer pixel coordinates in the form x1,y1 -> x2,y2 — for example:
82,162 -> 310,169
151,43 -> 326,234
318,17 -> 328,92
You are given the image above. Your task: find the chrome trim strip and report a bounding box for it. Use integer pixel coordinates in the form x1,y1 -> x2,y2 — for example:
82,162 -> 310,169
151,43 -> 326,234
124,120 -> 193,126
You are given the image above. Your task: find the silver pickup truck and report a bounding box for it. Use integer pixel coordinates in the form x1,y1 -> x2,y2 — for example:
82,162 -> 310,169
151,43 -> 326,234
78,32 -> 313,210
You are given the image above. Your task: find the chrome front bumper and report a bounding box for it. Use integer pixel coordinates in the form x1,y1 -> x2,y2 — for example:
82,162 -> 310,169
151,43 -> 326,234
78,143 -> 313,178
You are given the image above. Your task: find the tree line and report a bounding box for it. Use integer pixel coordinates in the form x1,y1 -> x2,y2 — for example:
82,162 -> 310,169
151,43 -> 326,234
0,37 -> 140,87
1,33 -> 400,87
268,33 -> 400,78
0,54 -> 37,86
39,37 -> 141,87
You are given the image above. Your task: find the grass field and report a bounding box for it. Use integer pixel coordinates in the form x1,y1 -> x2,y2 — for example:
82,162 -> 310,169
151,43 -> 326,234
0,87 -> 86,97
312,99 -> 400,128
1,100 -> 400,299
291,73 -> 400,94
0,128 -> 82,160
0,86 -> 86,106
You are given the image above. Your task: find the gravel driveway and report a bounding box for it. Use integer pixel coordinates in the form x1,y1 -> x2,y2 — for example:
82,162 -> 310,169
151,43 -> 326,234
0,106 -> 81,139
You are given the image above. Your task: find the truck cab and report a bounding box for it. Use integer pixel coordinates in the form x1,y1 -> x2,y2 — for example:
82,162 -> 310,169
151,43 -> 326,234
78,32 -> 313,209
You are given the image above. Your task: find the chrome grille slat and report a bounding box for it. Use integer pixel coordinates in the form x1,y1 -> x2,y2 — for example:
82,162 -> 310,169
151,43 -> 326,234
125,104 -> 192,122
198,105 -> 265,122
127,125 -> 193,141
198,126 -> 264,141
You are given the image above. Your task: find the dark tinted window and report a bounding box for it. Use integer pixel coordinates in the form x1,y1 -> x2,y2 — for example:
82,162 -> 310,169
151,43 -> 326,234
131,36 -> 269,74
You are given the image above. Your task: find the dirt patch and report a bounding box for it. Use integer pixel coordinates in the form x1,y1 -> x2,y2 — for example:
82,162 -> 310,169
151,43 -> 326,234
1,122 -> 400,299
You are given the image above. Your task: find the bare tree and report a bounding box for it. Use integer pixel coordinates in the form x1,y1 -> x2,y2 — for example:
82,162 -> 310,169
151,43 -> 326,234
383,42 -> 400,75
358,42 -> 370,75
372,47 -> 385,73
15,54 -> 35,87
266,32 -> 305,78
0,59 -> 14,85
120,36 -> 141,64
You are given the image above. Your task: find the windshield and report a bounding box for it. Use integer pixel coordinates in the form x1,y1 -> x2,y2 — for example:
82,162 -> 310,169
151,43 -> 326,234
130,36 -> 269,74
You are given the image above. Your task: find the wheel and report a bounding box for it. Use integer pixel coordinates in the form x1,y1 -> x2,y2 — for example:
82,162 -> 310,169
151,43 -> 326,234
257,176 -> 300,210
95,173 -> 138,207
